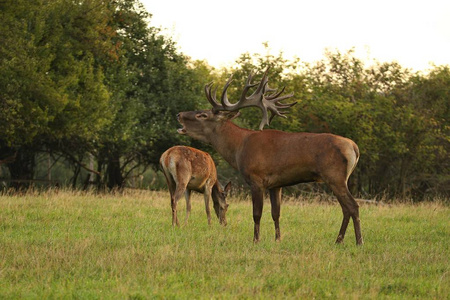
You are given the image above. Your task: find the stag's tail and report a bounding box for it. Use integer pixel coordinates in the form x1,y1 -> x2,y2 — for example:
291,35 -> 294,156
344,141 -> 360,183
349,142 -> 360,180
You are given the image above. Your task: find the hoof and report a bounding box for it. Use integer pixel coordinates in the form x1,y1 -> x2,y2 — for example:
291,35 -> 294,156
335,235 -> 344,244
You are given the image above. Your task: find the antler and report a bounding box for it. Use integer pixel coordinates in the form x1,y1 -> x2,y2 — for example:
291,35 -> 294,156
204,69 -> 296,130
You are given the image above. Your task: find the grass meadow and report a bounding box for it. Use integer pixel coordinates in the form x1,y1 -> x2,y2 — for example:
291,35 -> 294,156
0,190 -> 448,299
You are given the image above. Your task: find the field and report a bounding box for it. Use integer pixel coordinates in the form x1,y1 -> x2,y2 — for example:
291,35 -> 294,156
0,190 -> 448,299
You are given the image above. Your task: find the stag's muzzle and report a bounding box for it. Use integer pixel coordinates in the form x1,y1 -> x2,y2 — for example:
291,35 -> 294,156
176,113 -> 186,134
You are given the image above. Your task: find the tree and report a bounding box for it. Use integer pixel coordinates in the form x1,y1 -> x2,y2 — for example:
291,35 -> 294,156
222,47 -> 449,199
0,0 -> 114,187
402,66 -> 450,198
93,0 -> 208,189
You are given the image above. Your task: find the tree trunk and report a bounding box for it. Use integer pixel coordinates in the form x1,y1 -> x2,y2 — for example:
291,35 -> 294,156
7,147 -> 36,190
72,164 -> 81,189
106,152 -> 124,190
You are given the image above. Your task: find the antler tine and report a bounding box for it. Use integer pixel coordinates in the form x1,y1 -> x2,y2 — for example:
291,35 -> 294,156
258,90 -> 296,130
269,92 -> 296,105
220,72 -> 260,110
205,82 -> 222,112
237,73 -> 259,103
276,99 -> 297,109
252,69 -> 269,97
268,110 -> 288,124
220,74 -> 235,108
204,68 -> 296,130
265,86 -> 285,100
244,73 -> 259,91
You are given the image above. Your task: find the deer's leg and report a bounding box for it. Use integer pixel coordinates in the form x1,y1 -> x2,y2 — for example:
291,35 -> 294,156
349,191 -> 363,245
353,209 -> 363,245
327,180 -> 363,245
163,173 -> 179,227
342,189 -> 363,245
170,195 -> 178,227
184,189 -> 192,225
251,185 -> 265,243
172,182 -> 188,227
203,188 -> 212,225
269,187 -> 282,241
336,209 -> 351,244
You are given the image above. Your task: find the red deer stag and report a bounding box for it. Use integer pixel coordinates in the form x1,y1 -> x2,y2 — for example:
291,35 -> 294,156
160,146 -> 231,226
176,70 -> 363,245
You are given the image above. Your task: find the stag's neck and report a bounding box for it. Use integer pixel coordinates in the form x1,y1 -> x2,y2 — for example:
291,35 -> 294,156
209,121 -> 250,170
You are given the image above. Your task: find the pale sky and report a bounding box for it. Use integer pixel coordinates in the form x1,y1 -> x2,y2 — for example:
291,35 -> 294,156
141,0 -> 450,71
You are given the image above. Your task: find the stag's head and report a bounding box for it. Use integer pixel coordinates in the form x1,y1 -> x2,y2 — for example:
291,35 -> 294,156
177,69 -> 296,138
212,181 -> 231,226
177,110 -> 240,143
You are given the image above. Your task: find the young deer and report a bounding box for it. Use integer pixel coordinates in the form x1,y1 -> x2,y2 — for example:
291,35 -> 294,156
160,146 -> 230,226
177,70 -> 362,245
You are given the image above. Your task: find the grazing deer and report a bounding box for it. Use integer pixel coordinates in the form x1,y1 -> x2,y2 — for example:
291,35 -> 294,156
160,146 -> 231,226
176,70 -> 363,245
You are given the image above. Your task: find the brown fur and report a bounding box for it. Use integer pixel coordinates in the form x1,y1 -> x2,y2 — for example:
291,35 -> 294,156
177,110 -> 363,245
159,146 -> 230,226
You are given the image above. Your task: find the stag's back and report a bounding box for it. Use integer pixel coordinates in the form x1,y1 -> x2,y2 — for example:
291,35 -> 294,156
235,130 -> 359,188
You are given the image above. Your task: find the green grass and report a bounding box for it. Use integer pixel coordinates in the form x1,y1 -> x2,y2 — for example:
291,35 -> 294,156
0,190 -> 448,299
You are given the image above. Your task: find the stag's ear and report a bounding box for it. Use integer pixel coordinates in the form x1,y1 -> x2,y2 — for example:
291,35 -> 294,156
228,111 -> 240,120
195,112 -> 209,120
216,111 -> 240,121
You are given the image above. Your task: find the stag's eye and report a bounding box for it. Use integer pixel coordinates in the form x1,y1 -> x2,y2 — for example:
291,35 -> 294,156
195,112 -> 208,120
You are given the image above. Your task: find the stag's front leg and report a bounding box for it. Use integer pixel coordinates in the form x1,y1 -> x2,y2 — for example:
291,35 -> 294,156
269,188 -> 282,241
251,186 -> 265,243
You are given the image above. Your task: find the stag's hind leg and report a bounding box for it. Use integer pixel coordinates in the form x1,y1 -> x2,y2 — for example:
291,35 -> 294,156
326,180 -> 363,245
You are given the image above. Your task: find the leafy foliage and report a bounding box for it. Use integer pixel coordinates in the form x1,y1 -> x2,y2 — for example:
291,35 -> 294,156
0,0 -> 114,186
226,48 -> 449,199
0,4 -> 448,199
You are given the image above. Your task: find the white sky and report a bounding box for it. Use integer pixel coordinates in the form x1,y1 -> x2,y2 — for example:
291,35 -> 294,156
141,0 -> 450,71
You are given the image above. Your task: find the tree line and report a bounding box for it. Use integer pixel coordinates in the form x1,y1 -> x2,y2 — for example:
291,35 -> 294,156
1,0 -> 448,200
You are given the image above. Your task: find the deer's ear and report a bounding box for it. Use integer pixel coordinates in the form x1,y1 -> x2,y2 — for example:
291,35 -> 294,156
195,112 -> 209,120
228,111 -> 240,120
224,182 -> 232,193
217,111 -> 240,121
